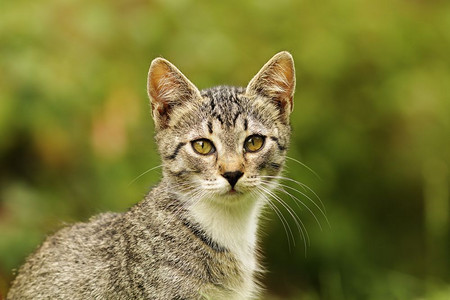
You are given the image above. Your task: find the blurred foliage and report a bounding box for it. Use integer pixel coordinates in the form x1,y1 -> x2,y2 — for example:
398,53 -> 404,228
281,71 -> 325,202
1,0 -> 450,298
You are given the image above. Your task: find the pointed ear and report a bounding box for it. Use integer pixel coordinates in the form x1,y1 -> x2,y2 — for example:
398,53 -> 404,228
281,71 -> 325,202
246,51 -> 296,119
147,58 -> 202,129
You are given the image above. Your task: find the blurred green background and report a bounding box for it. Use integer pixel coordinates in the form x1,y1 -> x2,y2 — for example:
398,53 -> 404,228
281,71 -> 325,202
1,0 -> 449,298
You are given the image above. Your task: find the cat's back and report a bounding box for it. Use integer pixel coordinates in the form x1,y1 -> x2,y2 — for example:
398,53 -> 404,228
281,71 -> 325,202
8,188 -> 254,300
7,212 -> 124,299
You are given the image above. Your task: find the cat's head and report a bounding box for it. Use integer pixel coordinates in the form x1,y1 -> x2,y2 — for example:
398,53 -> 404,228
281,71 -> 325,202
147,52 -> 295,204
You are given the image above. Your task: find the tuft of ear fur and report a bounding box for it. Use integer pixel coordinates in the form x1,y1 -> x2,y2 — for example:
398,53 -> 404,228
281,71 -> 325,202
246,51 -> 296,119
147,58 -> 202,129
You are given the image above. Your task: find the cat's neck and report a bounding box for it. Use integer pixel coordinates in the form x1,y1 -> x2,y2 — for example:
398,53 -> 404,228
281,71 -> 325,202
155,180 -> 262,260
142,180 -> 263,298
185,191 -> 264,268
147,179 -> 266,274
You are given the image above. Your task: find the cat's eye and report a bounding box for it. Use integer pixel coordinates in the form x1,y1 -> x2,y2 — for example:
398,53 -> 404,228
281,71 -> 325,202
191,139 -> 215,155
244,135 -> 265,153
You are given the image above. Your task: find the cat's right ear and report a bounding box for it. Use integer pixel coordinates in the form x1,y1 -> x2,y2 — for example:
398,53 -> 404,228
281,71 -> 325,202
147,58 -> 202,129
246,51 -> 296,122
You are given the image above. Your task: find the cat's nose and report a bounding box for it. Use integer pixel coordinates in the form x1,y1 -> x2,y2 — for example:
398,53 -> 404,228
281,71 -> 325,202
222,171 -> 244,189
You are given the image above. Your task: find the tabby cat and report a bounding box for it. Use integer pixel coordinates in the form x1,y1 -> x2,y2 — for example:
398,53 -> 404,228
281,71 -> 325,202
7,51 -> 296,299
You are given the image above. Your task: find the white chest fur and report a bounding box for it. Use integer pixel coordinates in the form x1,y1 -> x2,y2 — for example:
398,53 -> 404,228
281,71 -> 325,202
187,194 -> 265,299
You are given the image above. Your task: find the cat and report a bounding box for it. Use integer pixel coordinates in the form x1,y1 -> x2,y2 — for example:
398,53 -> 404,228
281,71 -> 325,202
7,51 -> 296,300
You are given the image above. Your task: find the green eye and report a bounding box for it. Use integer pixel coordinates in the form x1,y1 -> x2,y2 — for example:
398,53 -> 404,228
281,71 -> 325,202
191,139 -> 215,155
244,135 -> 265,152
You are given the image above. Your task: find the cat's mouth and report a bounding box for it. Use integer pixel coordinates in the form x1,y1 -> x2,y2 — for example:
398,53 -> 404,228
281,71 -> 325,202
223,186 -> 246,197
228,188 -> 237,194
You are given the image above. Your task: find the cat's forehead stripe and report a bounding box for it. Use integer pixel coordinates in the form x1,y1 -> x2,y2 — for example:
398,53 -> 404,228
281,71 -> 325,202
201,86 -> 246,127
207,121 -> 213,134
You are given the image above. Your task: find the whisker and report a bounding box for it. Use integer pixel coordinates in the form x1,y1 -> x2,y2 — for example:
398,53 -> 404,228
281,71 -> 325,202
254,189 -> 295,251
261,179 -> 330,229
259,175 -> 327,215
263,182 -> 323,234
258,185 -> 308,253
285,156 -> 322,180
260,183 -> 311,246
162,183 -> 206,225
128,165 -> 162,187
171,189 -> 208,225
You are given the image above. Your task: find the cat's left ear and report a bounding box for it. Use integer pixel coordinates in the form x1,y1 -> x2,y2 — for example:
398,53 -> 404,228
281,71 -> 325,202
246,51 -> 296,120
147,58 -> 202,129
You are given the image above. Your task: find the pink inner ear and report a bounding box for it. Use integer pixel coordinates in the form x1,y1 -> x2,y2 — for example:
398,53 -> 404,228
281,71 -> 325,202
247,52 -> 296,114
147,58 -> 202,129
147,60 -> 179,128
269,58 -> 295,99
274,61 -> 295,112
148,61 -> 175,105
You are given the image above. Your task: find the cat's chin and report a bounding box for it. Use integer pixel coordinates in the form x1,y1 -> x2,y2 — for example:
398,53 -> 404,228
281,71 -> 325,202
227,188 -> 239,195
214,188 -> 255,204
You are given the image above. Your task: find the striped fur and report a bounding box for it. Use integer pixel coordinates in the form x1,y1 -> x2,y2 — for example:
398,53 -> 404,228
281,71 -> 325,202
8,51 -> 296,300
